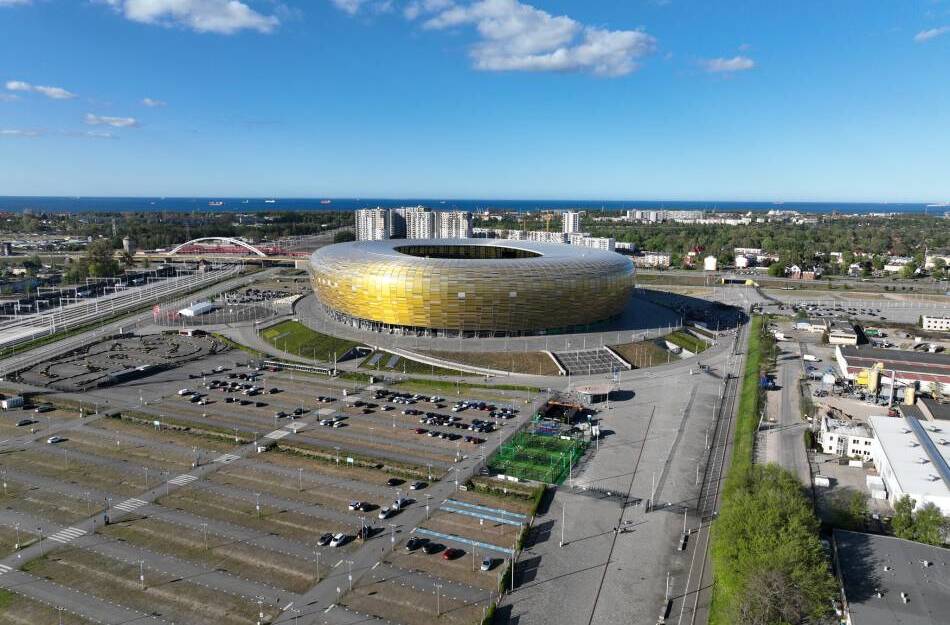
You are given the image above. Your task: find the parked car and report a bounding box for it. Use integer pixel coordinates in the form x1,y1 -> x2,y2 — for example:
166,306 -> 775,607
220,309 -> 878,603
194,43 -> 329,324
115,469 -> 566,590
410,481 -> 426,490
480,557 -> 493,571
330,533 -> 347,547
387,478 -> 404,487
46,436 -> 65,444
378,507 -> 391,520
317,533 -> 333,546
405,537 -> 425,551
421,542 -> 443,555
442,548 -> 464,560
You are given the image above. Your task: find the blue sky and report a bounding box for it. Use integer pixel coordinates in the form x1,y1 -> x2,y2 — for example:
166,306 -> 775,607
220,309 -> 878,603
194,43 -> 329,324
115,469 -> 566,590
1,0 -> 949,202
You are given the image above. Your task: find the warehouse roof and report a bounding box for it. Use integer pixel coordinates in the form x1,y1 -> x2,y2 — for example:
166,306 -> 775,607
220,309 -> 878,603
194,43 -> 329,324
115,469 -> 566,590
835,529 -> 950,625
839,345 -> 950,376
868,415 -> 950,504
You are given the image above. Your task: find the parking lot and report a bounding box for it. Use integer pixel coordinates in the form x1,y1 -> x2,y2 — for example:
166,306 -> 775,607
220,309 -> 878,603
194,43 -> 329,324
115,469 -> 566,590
0,332 -> 540,625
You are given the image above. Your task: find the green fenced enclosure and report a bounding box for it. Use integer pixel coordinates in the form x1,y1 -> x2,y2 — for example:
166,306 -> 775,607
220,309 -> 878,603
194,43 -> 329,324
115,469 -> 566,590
488,432 -> 587,484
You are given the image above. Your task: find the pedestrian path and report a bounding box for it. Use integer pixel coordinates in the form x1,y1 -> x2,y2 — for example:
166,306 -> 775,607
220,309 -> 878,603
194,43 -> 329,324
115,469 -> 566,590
113,498 -> 148,513
168,473 -> 198,486
48,526 -> 86,544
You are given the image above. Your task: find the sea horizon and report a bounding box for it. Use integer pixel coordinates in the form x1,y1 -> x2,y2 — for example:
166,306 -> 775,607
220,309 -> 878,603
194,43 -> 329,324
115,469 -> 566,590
0,195 -> 946,215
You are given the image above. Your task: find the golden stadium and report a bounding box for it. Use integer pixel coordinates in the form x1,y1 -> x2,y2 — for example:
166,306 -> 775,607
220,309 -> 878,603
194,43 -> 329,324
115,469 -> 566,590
309,240 -> 635,335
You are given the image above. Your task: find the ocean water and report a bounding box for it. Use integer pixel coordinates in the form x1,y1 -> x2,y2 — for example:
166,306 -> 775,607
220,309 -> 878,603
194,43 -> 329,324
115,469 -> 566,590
0,196 -> 941,215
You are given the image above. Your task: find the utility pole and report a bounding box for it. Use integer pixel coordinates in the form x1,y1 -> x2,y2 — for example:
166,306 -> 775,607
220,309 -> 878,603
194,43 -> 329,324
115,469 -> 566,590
560,502 -> 565,547
434,583 -> 443,616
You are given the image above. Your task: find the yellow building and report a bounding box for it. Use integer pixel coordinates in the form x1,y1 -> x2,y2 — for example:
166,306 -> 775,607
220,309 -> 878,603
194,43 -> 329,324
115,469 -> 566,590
310,240 -> 636,335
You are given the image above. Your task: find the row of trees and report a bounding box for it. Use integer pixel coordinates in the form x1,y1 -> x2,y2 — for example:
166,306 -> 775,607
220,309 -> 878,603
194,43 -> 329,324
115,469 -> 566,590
474,213 -> 949,273
0,211 -> 355,252
712,464 -> 836,625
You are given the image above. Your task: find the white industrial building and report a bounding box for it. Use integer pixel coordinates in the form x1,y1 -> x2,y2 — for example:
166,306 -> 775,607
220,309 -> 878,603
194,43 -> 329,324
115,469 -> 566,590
867,415 -> 950,515
817,415 -> 875,458
633,251 -> 672,268
178,301 -> 214,317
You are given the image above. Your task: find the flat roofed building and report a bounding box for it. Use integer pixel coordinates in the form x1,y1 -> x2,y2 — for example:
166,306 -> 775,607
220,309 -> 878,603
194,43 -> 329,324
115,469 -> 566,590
633,251 -> 672,268
834,529 -> 950,625
922,315 -> 950,332
867,414 -> 950,514
405,207 -> 436,240
562,211 -> 580,234
828,320 -> 860,345
435,210 -> 472,239
837,345 -> 950,395
818,415 -> 874,458
918,396 -> 950,422
355,208 -> 390,241
178,301 -> 214,317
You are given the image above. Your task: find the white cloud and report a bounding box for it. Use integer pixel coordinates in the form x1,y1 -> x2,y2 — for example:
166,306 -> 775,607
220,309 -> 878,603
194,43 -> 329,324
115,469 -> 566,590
402,0 -> 656,77
0,129 -> 43,137
701,55 -> 755,73
101,0 -> 279,34
914,26 -> 949,43
5,80 -> 77,99
404,0 -> 452,20
142,97 -> 167,107
85,113 -> 140,128
66,130 -> 118,140
0,0 -> 32,6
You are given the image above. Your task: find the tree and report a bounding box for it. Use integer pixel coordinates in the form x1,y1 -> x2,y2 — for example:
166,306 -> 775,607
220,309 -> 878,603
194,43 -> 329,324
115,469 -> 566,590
85,239 -> 120,278
712,464 -> 835,625
893,495 -> 916,540
913,503 -> 947,546
900,262 -> 918,280
768,261 -> 788,277
21,254 -> 42,276
333,230 -> 356,243
847,491 -> 867,531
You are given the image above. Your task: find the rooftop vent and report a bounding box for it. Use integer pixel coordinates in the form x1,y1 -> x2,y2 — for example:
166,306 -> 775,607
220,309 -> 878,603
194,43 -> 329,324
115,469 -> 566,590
917,458 -> 930,464
927,425 -> 941,433
901,428 -> 913,434
908,442 -> 920,447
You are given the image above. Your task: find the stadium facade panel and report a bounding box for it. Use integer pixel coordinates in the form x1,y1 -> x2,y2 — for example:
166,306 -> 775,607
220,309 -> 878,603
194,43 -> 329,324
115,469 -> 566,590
309,240 -> 635,334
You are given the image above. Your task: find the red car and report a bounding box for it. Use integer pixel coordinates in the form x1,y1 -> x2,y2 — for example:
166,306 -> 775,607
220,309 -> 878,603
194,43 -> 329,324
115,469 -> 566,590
442,548 -> 464,560
414,428 -> 427,435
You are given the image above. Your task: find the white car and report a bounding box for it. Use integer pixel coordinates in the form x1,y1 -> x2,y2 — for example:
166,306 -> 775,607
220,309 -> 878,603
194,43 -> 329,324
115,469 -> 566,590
330,533 -> 347,547
378,507 -> 391,520
46,436 -> 65,444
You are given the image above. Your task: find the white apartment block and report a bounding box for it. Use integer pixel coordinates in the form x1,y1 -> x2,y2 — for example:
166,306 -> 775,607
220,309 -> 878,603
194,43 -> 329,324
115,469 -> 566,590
525,231 -> 567,244
436,211 -> 472,239
562,211 -> 581,234
355,208 -> 390,241
626,209 -> 663,222
633,251 -> 671,268
572,235 -> 615,252
406,207 -> 436,239
922,315 -> 950,332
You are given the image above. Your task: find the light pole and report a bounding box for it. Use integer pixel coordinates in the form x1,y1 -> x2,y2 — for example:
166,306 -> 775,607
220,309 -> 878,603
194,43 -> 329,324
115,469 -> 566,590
255,493 -> 261,519
434,583 -> 443,616
560,502 -> 565,547
139,560 -> 145,590
314,548 -> 321,583
202,522 -> 208,550
346,560 -> 354,591
14,522 -> 19,550
425,494 -> 432,520
298,467 -> 303,492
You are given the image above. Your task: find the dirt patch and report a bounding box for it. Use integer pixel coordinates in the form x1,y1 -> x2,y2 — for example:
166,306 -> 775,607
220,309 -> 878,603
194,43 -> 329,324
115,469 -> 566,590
88,417 -> 238,453
0,451 -> 141,497
344,578 -> 484,625
100,517 -> 318,593
156,488 -> 346,543
0,481 -> 102,525
23,548 -> 276,625
0,591 -> 93,625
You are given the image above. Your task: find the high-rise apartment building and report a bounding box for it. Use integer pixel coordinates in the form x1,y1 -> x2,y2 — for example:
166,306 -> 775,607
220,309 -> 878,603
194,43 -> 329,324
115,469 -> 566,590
355,208 -> 390,241
436,211 -> 472,239
405,206 -> 436,239
562,211 -> 581,234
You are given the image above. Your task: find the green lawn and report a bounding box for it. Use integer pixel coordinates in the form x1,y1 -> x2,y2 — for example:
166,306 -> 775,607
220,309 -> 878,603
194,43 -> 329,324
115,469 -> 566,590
665,330 -> 709,354
261,320 -> 360,361
359,351 -> 467,376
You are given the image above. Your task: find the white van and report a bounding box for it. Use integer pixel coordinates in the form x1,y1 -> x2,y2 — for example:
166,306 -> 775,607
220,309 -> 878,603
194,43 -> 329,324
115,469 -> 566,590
178,389 -> 193,396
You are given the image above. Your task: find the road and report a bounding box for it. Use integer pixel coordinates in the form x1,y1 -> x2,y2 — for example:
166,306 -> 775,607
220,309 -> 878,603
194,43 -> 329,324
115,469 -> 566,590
758,340 -> 811,485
